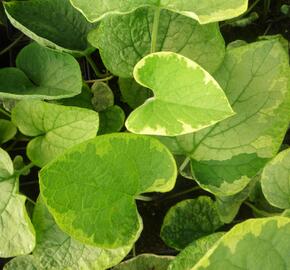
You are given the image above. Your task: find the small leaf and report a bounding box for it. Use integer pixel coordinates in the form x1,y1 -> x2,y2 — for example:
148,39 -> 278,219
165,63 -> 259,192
4,256 -> 39,270
168,233 -> 224,270
12,100 -> 99,167
90,8 -> 225,77
192,217 -> 290,269
40,133 -> 177,248
161,196 -> 223,250
70,0 -> 248,24
0,119 -> 17,144
261,148 -> 290,209
58,84 -> 93,109
91,82 -> 114,112
4,0 -> 97,54
113,254 -> 174,270
98,106 -> 125,135
216,183 -> 252,223
119,78 -> 152,109
126,52 -> 234,136
0,43 -> 82,100
31,197 -> 131,270
0,148 -> 35,258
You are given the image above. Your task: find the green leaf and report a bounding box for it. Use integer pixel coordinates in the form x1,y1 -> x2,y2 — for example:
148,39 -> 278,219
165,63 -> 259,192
0,148 -> 35,257
89,7 -> 225,77
161,196 -> 223,250
168,233 -> 224,270
126,52 -> 234,136
98,106 -> 125,135
261,148 -> 290,209
12,100 -> 99,167
4,0 -> 97,54
113,254 -> 174,270
192,217 -> 290,269
40,133 -> 177,248
119,78 -> 152,109
31,197 -> 131,270
4,256 -> 39,270
57,84 -> 93,109
173,37 -> 290,196
70,0 -> 248,24
0,119 -> 17,144
0,43 -> 82,100
91,82 -> 114,112
216,184 -> 251,223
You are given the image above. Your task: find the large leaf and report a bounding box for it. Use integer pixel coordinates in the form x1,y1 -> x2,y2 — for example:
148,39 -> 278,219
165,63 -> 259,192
40,134 -> 177,248
31,197 -> 131,270
161,197 -> 223,250
0,43 -> 82,100
170,37 -> 290,196
261,148 -> 290,209
113,254 -> 174,270
12,100 -> 99,167
4,0 -> 97,54
89,7 -> 225,77
126,52 -> 234,136
0,119 -> 17,144
192,217 -> 290,269
0,148 -> 35,257
70,0 -> 248,24
168,233 -> 224,270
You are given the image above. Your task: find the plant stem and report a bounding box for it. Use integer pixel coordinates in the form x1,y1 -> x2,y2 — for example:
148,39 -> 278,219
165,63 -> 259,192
158,186 -> 201,202
20,180 -> 38,186
85,75 -> 114,83
136,195 -> 154,202
0,34 -> 24,56
244,201 -> 278,217
151,7 -> 161,53
264,0 -> 271,20
26,197 -> 36,205
85,55 -> 103,77
132,245 -> 136,257
0,107 -> 11,118
15,162 -> 35,176
179,157 -> 190,173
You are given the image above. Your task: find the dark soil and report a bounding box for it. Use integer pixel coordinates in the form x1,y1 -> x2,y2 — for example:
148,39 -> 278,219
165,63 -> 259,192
0,0 -> 290,268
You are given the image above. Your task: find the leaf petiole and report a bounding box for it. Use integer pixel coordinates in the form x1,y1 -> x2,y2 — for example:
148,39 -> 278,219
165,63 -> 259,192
150,7 -> 161,53
0,107 -> 11,118
0,34 -> 24,56
85,55 -> 103,78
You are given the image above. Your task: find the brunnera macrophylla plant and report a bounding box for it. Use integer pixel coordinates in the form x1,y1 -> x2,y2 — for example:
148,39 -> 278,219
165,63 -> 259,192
1,0 -> 290,269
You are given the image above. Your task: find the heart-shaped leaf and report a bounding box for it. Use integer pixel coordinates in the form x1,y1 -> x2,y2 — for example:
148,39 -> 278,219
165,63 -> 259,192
89,7 -> 225,77
161,197 -> 223,250
165,37 -> 290,196
0,148 -> 35,258
70,0 -> 248,24
261,148 -> 290,209
4,0 -> 97,54
12,100 -> 99,167
192,217 -> 290,269
126,52 -> 234,136
0,43 -> 82,100
40,133 -> 177,248
0,119 -> 17,144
